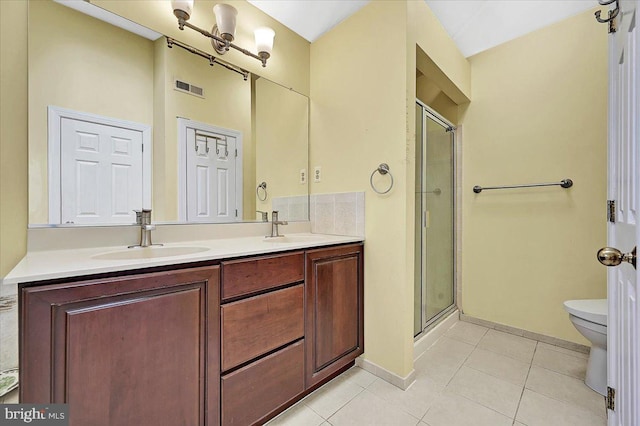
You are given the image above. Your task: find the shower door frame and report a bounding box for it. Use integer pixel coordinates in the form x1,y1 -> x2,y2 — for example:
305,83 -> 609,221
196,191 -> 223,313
415,100 -> 458,336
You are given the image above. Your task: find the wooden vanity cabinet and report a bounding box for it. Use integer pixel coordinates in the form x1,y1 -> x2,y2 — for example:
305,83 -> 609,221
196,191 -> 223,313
305,244 -> 364,387
20,266 -> 220,426
19,242 -> 364,426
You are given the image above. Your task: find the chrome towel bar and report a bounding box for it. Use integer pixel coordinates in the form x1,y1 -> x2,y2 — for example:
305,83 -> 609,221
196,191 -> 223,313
473,178 -> 573,194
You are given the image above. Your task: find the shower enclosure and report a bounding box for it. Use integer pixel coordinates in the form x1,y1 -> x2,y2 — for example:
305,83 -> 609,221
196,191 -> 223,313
414,101 -> 456,336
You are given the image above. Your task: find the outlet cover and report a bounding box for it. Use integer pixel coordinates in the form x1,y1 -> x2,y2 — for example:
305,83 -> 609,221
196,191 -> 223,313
300,169 -> 307,184
314,166 -> 322,183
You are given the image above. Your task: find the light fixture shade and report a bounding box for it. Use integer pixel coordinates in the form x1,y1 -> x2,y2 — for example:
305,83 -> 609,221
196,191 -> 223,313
171,0 -> 194,19
254,27 -> 275,56
213,4 -> 237,41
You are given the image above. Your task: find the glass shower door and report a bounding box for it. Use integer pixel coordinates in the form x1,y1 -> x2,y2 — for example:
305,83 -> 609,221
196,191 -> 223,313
414,102 -> 455,336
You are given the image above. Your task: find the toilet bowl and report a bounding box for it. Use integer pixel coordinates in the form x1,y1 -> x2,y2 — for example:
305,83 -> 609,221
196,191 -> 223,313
563,299 -> 607,395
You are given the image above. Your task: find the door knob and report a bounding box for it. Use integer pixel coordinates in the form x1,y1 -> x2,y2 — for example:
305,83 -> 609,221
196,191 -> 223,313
597,246 -> 636,269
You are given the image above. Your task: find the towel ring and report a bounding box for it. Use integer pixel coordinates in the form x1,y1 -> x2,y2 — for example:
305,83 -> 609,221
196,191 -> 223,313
256,181 -> 268,201
370,163 -> 394,194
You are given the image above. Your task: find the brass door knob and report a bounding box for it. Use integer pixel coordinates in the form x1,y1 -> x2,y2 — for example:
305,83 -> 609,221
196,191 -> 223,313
597,246 -> 637,269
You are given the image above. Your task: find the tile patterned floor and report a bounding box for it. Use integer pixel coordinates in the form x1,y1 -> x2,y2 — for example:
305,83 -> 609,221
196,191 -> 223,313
268,321 -> 606,426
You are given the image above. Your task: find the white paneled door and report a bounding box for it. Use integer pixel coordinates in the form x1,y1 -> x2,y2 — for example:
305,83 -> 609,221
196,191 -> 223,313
60,118 -> 143,224
178,119 -> 243,223
48,106 -> 152,225
604,1 -> 639,425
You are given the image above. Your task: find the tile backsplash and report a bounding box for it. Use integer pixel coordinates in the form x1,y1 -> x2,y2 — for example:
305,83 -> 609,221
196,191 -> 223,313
271,195 -> 309,222
310,192 -> 365,237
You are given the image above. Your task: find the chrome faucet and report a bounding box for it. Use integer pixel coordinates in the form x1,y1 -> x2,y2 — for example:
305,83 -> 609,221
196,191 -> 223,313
256,210 -> 269,222
268,210 -> 288,238
129,209 -> 163,248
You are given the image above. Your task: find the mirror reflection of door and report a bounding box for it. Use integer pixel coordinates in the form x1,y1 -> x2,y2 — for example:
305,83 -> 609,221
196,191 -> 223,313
178,118 -> 243,223
48,106 -> 151,225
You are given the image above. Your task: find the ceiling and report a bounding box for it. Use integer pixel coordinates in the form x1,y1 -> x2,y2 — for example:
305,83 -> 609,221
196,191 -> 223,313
248,0 -> 598,58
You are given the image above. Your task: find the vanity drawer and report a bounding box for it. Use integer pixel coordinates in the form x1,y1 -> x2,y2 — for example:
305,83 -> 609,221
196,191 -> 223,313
221,285 -> 304,371
221,252 -> 304,300
221,340 -> 304,426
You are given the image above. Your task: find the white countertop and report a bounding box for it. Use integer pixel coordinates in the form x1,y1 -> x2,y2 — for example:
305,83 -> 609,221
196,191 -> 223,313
3,233 -> 363,285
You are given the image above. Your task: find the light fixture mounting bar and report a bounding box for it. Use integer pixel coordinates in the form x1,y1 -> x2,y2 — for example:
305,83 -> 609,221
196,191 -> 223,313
177,18 -> 268,67
166,37 -> 249,80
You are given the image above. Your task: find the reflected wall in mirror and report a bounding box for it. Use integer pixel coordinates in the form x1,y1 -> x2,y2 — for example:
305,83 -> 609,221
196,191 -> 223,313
28,0 -> 309,226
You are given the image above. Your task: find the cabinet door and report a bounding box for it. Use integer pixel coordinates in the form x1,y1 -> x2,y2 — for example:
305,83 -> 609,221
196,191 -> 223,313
20,266 -> 220,426
305,244 -> 364,387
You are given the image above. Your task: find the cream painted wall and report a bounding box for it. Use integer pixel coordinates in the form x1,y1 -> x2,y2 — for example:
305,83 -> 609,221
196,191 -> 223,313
28,0 -> 154,224
0,0 -> 28,277
255,78 -> 308,215
311,0 -> 413,377
460,9 -> 608,344
310,0 -> 471,379
408,2 -> 471,104
160,44 -> 253,221
416,74 -> 459,124
93,0 -> 310,96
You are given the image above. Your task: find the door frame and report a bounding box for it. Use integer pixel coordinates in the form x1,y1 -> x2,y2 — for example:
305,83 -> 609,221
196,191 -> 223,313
176,118 -> 243,222
47,106 -> 152,224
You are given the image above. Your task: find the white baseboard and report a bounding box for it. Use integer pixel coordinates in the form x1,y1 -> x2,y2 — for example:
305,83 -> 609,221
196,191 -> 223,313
355,357 -> 416,390
460,313 -> 589,354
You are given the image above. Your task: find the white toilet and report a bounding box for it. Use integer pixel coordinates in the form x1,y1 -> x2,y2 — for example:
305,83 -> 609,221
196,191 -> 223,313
563,299 -> 607,395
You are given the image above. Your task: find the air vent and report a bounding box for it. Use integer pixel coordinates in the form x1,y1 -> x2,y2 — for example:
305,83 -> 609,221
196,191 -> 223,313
174,79 -> 205,98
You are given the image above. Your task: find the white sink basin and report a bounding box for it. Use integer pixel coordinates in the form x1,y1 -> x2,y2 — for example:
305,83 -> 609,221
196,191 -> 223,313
263,235 -> 328,244
92,246 -> 209,260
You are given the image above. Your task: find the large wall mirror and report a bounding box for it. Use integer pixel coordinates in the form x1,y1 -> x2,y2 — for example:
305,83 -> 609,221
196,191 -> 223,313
28,0 -> 309,226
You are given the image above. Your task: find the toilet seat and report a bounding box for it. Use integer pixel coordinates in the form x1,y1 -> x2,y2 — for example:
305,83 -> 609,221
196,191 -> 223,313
568,314 -> 607,335
563,299 -> 607,326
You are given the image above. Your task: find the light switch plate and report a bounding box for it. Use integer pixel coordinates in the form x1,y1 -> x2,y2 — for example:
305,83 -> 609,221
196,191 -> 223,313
314,166 -> 322,183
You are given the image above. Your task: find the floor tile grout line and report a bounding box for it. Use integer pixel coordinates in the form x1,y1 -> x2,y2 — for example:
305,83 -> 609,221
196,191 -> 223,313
476,344 -> 536,365
429,333 -> 482,414
519,365 -> 608,420
512,341 -> 538,425
523,388 -> 609,423
533,363 -> 591,382
428,390 -> 516,423
462,362 -> 528,388
441,347 -> 475,388
442,322 -> 490,348
457,333 -> 533,390
295,368 -> 379,422
305,383 -> 366,422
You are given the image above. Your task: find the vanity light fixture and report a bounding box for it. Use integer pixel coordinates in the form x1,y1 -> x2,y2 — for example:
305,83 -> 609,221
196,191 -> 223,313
170,0 -> 275,67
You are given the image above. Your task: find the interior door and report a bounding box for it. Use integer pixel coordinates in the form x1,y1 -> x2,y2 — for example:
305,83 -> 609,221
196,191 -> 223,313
60,117 -> 143,224
178,118 -> 243,223
186,129 -> 238,223
603,1 -> 639,424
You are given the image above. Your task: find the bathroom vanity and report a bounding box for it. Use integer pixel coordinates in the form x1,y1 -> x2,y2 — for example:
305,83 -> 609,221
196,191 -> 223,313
14,237 -> 363,425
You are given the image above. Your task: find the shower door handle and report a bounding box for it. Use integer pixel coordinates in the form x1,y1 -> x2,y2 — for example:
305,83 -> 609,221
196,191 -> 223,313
597,246 -> 636,269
